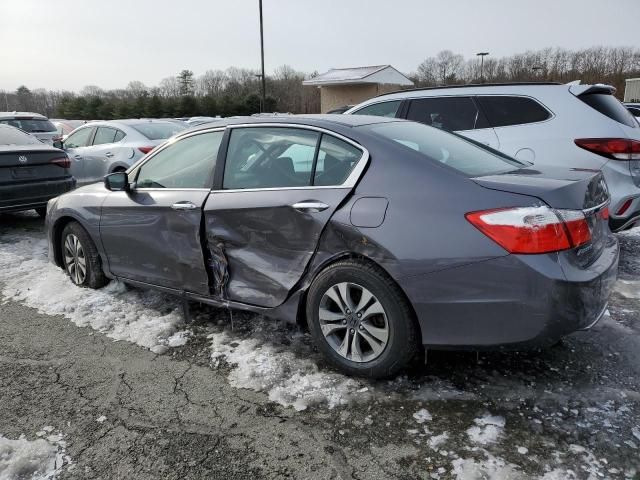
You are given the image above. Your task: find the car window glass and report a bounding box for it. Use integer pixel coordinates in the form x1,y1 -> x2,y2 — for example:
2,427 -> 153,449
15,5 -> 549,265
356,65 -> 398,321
131,122 -> 186,140
64,127 -> 93,148
136,131 -> 223,189
223,127 -> 320,189
114,130 -> 126,142
93,127 -> 118,146
0,126 -> 41,145
405,97 -> 486,131
578,93 -> 638,128
352,100 -> 401,118
363,121 -> 525,177
0,118 -> 56,133
475,96 -> 551,128
314,135 -> 363,186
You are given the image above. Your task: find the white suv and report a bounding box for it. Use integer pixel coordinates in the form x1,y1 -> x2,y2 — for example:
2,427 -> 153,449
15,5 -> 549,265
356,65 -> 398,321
346,82 -> 640,231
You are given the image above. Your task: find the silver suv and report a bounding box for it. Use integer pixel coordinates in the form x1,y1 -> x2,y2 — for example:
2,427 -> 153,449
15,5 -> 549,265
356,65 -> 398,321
0,112 -> 59,145
346,82 -> 640,231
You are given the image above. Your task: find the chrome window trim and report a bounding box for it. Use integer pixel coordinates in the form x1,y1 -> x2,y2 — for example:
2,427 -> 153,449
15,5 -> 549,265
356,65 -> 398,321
347,99 -> 403,116
222,123 -> 369,190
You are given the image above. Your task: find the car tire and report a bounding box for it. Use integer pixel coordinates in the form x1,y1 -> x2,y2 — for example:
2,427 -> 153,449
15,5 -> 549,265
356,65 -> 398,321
60,222 -> 109,289
306,259 -> 419,378
35,207 -> 47,218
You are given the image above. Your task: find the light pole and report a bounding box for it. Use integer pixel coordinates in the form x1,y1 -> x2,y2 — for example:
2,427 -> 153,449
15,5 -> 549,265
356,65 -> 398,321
476,52 -> 489,83
258,0 -> 266,112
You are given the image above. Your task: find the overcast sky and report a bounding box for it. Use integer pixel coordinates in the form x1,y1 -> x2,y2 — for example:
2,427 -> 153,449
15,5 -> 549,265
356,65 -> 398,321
1,0 -> 638,92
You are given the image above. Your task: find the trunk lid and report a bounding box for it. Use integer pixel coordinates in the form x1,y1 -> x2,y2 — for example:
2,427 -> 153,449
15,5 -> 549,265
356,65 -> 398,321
0,145 -> 70,186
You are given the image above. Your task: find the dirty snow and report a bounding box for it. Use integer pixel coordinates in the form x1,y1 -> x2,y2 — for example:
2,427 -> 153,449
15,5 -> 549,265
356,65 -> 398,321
614,279 -> 640,299
0,431 -> 69,480
209,324 -> 365,411
466,414 -> 505,445
412,408 -> 432,423
0,234 -> 187,353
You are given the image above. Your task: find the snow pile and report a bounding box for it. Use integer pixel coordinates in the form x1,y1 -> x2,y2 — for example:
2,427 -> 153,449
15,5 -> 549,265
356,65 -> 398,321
0,234 -> 188,353
0,431 -> 69,480
466,414 -> 505,445
209,319 -> 366,411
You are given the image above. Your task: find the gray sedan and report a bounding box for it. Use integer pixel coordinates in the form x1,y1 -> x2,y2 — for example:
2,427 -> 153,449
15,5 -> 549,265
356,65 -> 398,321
45,115 -> 618,377
58,119 -> 186,186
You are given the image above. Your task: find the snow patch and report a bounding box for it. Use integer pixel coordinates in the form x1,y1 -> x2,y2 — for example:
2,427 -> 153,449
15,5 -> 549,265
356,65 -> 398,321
209,320 -> 366,411
451,452 -> 524,479
614,280 -> 640,299
466,414 -> 505,445
428,432 -> 449,449
413,408 -> 432,423
0,233 -> 188,353
0,431 -> 69,480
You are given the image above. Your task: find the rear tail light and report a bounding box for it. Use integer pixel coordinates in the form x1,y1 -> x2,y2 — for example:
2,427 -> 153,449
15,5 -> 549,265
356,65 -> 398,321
138,146 -> 154,154
50,157 -> 71,169
465,206 -> 592,254
574,138 -> 640,160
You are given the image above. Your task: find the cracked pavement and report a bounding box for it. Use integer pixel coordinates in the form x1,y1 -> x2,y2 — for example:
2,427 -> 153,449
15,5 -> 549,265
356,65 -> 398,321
1,213 -> 640,479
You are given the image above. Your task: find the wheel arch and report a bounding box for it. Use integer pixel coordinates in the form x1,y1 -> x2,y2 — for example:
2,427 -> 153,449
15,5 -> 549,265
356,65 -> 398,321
294,251 -> 420,338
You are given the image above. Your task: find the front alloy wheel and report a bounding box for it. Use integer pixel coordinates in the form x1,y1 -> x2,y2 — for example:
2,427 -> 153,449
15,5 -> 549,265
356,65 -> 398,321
319,282 -> 389,363
64,233 -> 87,285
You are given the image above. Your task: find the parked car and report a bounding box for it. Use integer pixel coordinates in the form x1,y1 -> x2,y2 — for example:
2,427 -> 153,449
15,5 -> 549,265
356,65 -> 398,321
326,105 -> 354,114
0,124 -> 74,217
51,119 -> 86,140
58,119 -> 186,186
0,112 -> 59,145
45,115 -> 617,377
346,82 -> 640,232
624,103 -> 640,121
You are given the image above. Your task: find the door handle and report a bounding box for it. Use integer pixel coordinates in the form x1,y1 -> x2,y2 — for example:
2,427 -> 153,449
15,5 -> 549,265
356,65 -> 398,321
171,201 -> 197,210
105,152 -> 114,158
73,154 -> 82,160
292,201 -> 329,213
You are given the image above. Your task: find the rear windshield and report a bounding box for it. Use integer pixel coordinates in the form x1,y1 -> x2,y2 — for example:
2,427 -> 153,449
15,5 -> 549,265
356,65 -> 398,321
0,126 -> 42,145
579,93 -> 638,128
131,122 -> 186,140
0,117 -> 56,133
362,121 -> 525,177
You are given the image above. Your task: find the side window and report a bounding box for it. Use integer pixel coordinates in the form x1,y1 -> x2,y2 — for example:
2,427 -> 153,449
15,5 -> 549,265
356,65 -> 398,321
314,135 -> 363,186
223,127 -> 320,189
64,127 -> 94,148
114,130 -> 126,142
136,131 -> 223,189
93,127 -> 118,146
475,96 -> 551,128
406,97 -> 486,132
352,100 -> 401,118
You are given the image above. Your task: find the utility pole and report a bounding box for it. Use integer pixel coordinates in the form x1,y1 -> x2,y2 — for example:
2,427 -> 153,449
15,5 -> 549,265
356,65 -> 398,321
476,52 -> 489,83
259,0 -> 266,112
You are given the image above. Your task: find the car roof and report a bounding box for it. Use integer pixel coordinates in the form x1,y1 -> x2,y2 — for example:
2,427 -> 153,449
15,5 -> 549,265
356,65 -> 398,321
185,114 -> 401,133
357,82 -> 573,103
0,111 -> 49,119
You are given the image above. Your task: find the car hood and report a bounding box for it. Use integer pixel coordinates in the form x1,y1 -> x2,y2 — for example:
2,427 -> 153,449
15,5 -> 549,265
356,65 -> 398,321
473,166 -> 609,211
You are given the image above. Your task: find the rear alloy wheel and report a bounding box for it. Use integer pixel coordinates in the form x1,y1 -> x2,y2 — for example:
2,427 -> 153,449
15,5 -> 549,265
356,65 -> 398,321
61,222 -> 108,289
307,259 -> 419,378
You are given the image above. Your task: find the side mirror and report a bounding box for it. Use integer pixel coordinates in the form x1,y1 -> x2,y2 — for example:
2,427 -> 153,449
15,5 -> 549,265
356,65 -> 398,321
104,171 -> 129,192
53,139 -> 64,149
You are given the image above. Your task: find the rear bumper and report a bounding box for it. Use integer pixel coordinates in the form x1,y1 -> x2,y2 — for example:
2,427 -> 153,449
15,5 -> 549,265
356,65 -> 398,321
400,237 -> 619,349
0,177 -> 76,213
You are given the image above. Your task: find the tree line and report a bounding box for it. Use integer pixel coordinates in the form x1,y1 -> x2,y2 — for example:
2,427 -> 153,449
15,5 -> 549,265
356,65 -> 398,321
1,46 -> 639,120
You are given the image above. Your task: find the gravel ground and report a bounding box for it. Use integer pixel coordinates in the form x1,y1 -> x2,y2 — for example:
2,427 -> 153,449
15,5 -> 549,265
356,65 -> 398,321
0,212 -> 639,479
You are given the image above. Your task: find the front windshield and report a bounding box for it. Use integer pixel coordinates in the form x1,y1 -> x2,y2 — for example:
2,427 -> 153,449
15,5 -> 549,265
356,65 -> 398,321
362,121 -> 525,177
